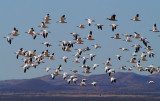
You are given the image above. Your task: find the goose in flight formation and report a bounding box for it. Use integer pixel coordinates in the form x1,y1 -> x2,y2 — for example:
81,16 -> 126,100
133,32 -> 140,39
77,37 -> 83,44
77,24 -> 85,29
70,69 -> 78,73
25,28 -> 35,35
140,37 -> 149,47
105,58 -> 112,66
3,36 -> 13,44
38,22 -> 48,28
111,33 -> 121,39
149,24 -> 160,32
91,82 -> 97,86
131,14 -> 140,21
110,24 -> 118,32
56,15 -> 67,23
73,58 -> 80,63
22,64 -> 31,73
44,14 -> 51,20
25,28 -> 38,39
63,72 -> 68,80
70,33 -> 79,40
110,77 -> 116,83
85,19 -> 95,26
91,44 -> 101,49
45,67 -> 51,72
119,47 -> 129,51
8,27 -> 19,36
128,58 -> 136,63
123,37 -> 132,42
145,46 -> 153,51
92,64 -> 99,70
51,73 -> 55,79
80,81 -> 86,86
116,55 -> 122,60
106,14 -> 117,21
43,14 -> 51,24
95,24 -> 103,30
62,56 -> 68,63
39,30 -> 51,38
84,31 -> 94,40
41,42 -> 52,47
108,69 -> 115,76
88,53 -> 96,61
148,81 -> 155,84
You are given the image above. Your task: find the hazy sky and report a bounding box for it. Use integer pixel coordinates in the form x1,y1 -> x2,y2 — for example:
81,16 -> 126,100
1,0 -> 160,81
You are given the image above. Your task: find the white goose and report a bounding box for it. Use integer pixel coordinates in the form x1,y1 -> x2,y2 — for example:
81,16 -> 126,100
150,24 -> 159,32
85,18 -> 95,26
51,73 -> 55,79
133,32 -> 140,39
3,36 -> 13,44
62,56 -> 68,63
110,24 -> 118,32
148,81 -> 155,84
45,67 -> 51,72
115,55 -> 122,60
95,24 -> 103,30
91,82 -> 97,86
41,42 -> 52,47
92,64 -> 99,70
80,81 -> 86,86
110,77 -> 117,83
63,72 -> 68,80
91,44 -> 101,49
8,27 -> 19,36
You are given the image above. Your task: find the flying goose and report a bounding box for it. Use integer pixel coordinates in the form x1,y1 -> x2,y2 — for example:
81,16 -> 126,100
56,15 -> 67,23
110,77 -> 117,83
92,64 -> 99,70
91,82 -> 97,86
8,27 -> 19,36
85,19 -> 95,26
149,24 -> 159,32
95,24 -> 103,30
77,24 -> 85,29
3,36 -> 13,44
106,14 -> 117,21
38,22 -> 48,28
51,73 -> 55,79
41,42 -> 52,47
115,55 -> 122,60
111,33 -> 121,39
110,24 -> 118,31
91,44 -> 101,49
131,14 -> 140,21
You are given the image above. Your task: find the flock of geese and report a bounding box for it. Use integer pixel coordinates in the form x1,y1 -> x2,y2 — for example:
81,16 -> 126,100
4,13 -> 160,87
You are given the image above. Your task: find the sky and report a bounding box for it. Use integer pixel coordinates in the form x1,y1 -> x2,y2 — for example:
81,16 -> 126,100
0,0 -> 160,81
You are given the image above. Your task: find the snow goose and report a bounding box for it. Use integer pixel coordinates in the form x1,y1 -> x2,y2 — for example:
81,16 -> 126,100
110,24 -> 118,31
95,24 -> 103,30
3,36 -> 13,44
56,15 -> 67,23
131,14 -> 140,21
85,18 -> 95,26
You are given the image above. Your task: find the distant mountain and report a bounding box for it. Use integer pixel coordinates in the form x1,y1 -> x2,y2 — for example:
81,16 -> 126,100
1,72 -> 160,95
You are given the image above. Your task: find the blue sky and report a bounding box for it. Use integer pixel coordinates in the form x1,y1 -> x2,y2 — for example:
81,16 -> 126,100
1,0 -> 160,81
